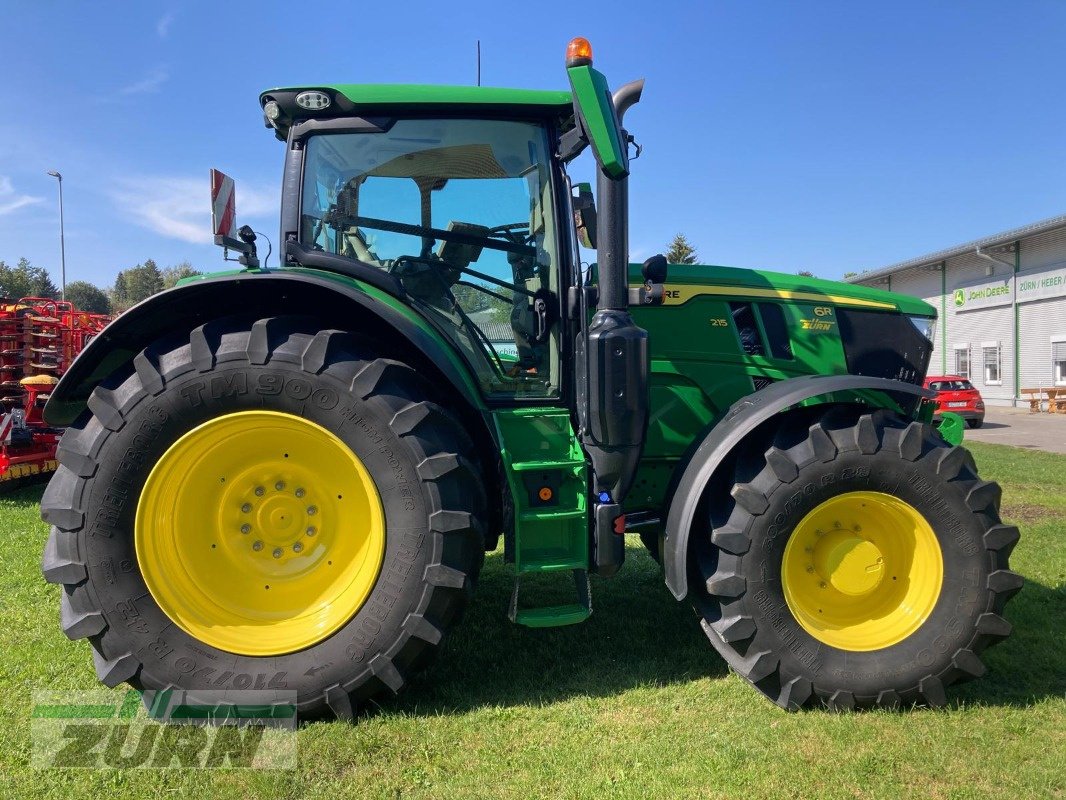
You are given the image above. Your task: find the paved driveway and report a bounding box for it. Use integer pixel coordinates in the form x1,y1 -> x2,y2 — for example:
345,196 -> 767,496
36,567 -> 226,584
963,406 -> 1066,454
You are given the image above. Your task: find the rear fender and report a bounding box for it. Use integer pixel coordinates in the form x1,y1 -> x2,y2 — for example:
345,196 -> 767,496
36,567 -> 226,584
45,270 -> 486,427
662,374 -> 935,600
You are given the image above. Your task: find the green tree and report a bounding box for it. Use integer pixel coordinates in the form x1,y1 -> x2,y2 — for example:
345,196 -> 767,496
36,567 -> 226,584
797,270 -> 816,278
64,280 -> 112,314
111,272 -> 128,308
22,257 -> 60,298
842,271 -> 860,279
665,233 -> 698,265
0,259 -> 26,299
162,261 -> 202,289
112,259 -> 165,311
0,257 -> 59,300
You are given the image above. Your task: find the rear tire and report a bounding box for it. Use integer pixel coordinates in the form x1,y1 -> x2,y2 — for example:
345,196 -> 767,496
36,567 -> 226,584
968,418 -> 984,429
692,407 -> 1021,710
41,316 -> 486,720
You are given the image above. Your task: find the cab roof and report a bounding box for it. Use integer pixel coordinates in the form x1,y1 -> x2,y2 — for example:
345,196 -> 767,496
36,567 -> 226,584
258,84 -> 576,141
261,83 -> 573,115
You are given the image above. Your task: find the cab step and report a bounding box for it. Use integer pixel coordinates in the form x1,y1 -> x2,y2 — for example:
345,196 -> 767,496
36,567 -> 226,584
509,569 -> 591,628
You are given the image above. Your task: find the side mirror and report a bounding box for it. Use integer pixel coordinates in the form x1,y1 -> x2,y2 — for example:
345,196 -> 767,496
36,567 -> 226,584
572,182 -> 598,249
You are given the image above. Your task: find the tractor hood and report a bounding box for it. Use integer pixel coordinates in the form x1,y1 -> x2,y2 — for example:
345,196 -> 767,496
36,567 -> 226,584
631,262 -> 937,318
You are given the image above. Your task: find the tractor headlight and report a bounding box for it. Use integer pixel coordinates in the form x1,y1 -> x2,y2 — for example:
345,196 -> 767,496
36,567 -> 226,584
907,315 -> 937,344
263,100 -> 282,131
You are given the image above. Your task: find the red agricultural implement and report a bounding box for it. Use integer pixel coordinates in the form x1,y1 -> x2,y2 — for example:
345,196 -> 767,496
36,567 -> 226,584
0,297 -> 110,489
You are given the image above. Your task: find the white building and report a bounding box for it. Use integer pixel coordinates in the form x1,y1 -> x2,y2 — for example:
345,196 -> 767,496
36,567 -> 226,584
850,215 -> 1066,407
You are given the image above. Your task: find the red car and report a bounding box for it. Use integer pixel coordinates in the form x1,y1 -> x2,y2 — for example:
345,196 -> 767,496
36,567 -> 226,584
925,375 -> 986,428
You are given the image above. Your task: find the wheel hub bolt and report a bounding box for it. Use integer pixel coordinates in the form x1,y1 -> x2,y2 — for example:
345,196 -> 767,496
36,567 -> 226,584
807,566 -> 815,574
241,524 -> 251,534
819,581 -> 827,589
295,488 -> 306,498
272,547 -> 283,559
275,481 -> 286,491
307,505 -> 318,516
241,503 -> 252,513
252,540 -> 264,551
254,486 -> 265,497
306,526 -> 317,536
293,542 -> 304,553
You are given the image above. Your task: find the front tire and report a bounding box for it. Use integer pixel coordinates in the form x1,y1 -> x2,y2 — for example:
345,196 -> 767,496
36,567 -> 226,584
41,317 -> 486,720
692,408 -> 1021,710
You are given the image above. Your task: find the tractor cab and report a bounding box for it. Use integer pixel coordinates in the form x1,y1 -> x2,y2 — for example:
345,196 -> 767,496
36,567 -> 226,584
291,114 -> 564,398
256,87 -> 586,402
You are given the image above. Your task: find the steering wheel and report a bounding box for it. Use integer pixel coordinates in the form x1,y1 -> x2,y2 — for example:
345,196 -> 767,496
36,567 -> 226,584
489,222 -> 532,246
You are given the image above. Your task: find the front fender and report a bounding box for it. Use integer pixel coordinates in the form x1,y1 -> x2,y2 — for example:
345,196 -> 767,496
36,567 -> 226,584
45,269 -> 486,426
662,374 -> 934,600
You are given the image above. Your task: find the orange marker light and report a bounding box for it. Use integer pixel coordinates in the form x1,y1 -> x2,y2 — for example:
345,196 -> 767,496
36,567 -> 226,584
538,487 -> 554,502
566,37 -> 593,67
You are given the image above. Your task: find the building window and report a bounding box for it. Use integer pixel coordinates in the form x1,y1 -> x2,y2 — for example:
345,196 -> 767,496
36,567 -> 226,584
954,345 -> 970,379
982,342 -> 1002,385
1053,339 -> 1066,386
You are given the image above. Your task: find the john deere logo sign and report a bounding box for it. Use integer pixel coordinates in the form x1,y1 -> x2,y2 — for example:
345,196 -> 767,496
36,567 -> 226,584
952,265 -> 1066,312
952,276 -> 1013,312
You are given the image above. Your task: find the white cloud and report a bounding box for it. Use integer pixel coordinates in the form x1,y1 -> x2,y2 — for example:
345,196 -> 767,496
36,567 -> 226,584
156,11 -> 175,38
120,68 -> 169,96
111,175 -> 276,244
0,176 -> 44,216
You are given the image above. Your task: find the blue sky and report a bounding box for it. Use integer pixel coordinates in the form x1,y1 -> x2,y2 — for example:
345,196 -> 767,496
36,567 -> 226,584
2,1 -> 1065,288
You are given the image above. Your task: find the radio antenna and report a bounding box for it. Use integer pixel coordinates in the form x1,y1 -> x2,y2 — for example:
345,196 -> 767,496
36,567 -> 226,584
477,40 -> 481,86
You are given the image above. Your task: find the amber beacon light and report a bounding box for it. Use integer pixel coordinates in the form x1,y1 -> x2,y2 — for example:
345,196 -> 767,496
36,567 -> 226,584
566,37 -> 593,67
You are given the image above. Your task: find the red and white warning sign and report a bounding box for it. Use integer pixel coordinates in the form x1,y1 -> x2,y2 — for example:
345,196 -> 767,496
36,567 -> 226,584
210,168 -> 237,239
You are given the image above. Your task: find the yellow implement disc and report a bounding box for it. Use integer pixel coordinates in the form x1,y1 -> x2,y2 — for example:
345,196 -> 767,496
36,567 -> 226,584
781,491 -> 943,651
136,410 -> 385,656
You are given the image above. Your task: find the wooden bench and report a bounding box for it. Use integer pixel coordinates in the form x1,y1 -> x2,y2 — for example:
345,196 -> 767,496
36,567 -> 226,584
1021,387 -> 1066,413
1021,387 -> 1046,413
1049,387 -> 1066,414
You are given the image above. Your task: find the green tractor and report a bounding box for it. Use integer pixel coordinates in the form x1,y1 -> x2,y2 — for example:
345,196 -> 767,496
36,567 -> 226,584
41,38 -> 1020,716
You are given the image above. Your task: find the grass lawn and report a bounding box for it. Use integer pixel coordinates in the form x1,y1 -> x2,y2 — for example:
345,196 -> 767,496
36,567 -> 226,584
0,441 -> 1063,799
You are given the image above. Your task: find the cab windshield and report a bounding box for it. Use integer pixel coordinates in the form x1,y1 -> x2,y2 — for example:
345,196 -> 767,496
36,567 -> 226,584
300,118 -> 561,399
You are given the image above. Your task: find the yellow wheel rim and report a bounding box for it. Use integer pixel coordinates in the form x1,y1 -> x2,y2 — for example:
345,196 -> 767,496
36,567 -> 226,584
136,410 -> 385,656
781,491 -> 943,651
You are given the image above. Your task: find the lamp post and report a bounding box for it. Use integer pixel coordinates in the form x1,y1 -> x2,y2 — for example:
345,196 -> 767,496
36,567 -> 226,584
46,170 -> 66,301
